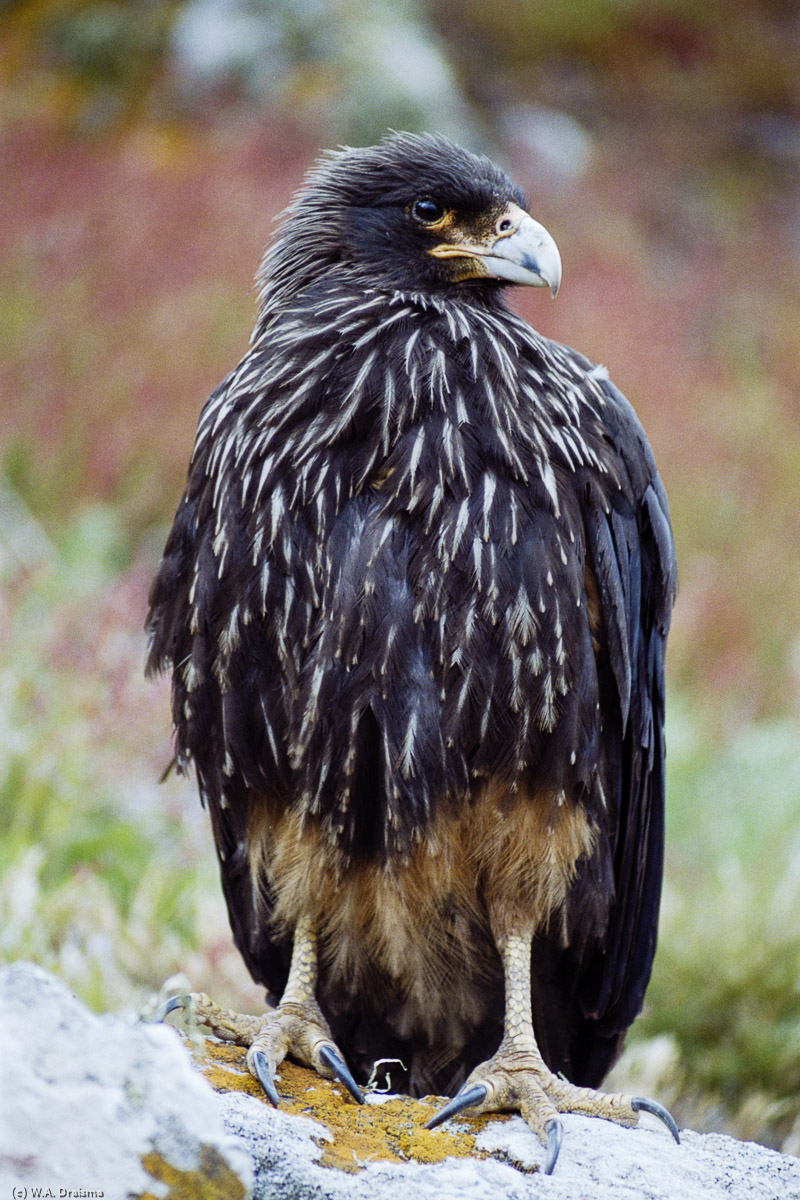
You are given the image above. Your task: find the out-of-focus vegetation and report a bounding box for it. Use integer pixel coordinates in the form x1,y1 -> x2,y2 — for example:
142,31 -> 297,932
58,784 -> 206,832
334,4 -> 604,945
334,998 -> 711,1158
614,707 -> 800,1153
0,504 -> 265,1016
2,0 -> 799,1156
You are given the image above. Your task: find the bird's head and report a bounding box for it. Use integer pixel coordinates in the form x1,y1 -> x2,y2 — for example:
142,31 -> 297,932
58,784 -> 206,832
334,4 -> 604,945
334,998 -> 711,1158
263,132 -> 562,305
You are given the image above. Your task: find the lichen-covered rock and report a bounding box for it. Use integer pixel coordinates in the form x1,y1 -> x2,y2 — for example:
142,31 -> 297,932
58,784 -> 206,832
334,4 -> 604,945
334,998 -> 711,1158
3,961 -> 800,1200
0,962 -> 252,1199
218,1087 -> 800,1200
188,1024 -> 800,1199
192,1038 -> 515,1173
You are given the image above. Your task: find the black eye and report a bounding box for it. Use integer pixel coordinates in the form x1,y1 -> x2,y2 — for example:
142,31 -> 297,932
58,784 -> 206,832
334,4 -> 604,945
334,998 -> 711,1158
412,198 -> 444,224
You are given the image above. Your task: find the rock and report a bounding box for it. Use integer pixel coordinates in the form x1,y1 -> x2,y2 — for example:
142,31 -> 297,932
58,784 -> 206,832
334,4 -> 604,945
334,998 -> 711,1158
0,962 -> 252,1198
3,960 -> 800,1200
219,1089 -> 800,1200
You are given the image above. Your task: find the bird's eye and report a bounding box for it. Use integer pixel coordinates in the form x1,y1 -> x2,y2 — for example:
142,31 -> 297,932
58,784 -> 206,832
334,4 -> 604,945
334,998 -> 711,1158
412,198 -> 445,225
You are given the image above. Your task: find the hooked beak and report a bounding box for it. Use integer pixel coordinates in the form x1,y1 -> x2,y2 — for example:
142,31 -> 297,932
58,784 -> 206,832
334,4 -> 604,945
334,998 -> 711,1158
430,202 -> 562,296
481,204 -> 562,296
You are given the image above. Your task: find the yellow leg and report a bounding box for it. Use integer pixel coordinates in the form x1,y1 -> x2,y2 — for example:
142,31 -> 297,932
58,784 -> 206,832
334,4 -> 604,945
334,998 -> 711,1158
160,914 -> 363,1106
427,922 -> 678,1173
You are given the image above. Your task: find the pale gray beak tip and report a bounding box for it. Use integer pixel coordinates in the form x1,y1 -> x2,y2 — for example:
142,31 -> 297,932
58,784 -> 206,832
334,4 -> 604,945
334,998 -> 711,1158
483,211 -> 563,294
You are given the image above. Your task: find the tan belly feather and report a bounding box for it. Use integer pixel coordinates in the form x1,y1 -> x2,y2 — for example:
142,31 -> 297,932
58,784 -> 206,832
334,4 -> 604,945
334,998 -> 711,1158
247,782 -> 597,1042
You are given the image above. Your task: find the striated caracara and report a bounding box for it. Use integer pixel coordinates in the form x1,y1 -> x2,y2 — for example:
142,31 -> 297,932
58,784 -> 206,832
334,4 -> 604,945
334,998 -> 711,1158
147,132 -> 679,1172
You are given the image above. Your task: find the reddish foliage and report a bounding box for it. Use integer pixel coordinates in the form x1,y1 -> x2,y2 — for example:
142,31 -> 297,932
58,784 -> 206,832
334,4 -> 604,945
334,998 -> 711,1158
1,112 -> 315,525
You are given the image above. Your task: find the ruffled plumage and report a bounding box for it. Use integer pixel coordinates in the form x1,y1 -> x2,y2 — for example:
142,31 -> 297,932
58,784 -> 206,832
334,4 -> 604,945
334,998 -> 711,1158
146,132 -> 676,1095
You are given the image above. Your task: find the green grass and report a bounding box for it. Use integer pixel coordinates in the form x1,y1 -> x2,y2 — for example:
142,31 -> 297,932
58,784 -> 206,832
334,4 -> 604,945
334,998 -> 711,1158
621,705 -> 800,1151
0,507 -> 212,1013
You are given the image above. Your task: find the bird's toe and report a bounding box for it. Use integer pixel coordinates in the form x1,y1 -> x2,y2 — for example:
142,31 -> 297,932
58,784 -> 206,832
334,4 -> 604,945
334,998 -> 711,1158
158,991 -> 264,1043
159,989 -> 362,1105
244,999 -> 363,1105
426,1051 -> 563,1168
248,1045 -> 283,1107
426,1044 -> 679,1174
425,1083 -> 488,1130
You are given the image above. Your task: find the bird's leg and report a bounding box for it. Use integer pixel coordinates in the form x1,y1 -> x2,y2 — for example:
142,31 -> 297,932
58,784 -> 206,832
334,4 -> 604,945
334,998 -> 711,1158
158,914 -> 363,1106
426,919 -> 678,1173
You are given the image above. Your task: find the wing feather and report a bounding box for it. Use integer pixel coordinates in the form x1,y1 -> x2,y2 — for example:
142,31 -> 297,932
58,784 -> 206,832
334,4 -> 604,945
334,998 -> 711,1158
567,377 -> 677,1082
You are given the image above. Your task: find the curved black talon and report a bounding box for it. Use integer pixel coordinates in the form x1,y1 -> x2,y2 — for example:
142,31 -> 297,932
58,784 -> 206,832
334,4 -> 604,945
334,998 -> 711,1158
425,1083 -> 488,1130
631,1096 -> 681,1144
543,1117 -> 564,1175
318,1044 -> 365,1105
153,993 -> 193,1023
249,1048 -> 282,1108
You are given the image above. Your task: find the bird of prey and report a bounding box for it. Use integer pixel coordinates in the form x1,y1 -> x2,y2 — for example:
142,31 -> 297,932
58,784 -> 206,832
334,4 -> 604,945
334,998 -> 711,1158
147,132 -> 678,1172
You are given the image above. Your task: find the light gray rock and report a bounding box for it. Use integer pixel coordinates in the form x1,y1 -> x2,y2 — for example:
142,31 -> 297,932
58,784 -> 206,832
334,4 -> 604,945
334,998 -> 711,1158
219,1088 -> 800,1200
0,962 -> 252,1198
3,960 -> 800,1200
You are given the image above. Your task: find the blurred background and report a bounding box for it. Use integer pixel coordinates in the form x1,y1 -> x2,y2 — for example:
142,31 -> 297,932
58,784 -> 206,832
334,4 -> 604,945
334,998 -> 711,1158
1,0 -> 799,1154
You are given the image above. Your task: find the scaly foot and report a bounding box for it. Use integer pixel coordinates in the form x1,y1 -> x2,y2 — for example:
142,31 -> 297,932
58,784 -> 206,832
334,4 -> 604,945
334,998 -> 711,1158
160,990 -> 363,1105
426,927 -> 678,1173
158,915 -> 363,1107
426,1036 -> 678,1172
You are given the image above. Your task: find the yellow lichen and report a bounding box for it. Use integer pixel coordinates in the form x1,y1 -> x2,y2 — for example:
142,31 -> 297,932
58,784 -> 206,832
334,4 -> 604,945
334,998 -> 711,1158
190,1037 -> 512,1174
138,1145 -> 248,1200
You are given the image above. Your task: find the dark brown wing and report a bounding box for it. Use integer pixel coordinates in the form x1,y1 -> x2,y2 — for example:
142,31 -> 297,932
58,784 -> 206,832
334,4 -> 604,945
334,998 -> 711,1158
145,366 -> 295,995
528,367 -> 677,1087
